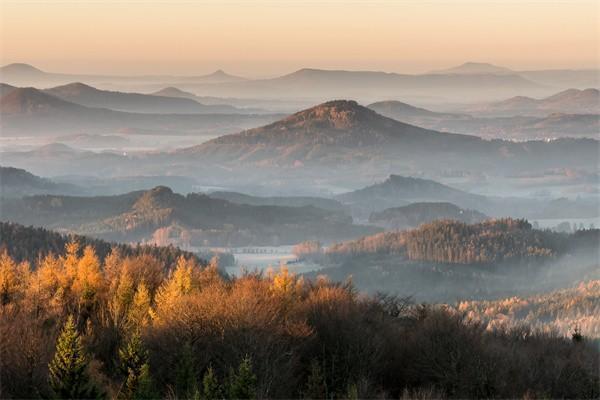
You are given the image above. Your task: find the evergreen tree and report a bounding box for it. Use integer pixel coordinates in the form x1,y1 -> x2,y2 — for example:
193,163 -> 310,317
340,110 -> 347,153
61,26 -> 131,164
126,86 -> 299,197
303,360 -> 327,399
119,330 -> 152,399
48,315 -> 100,399
131,363 -> 158,400
175,342 -> 198,399
201,366 -> 222,400
228,356 -> 257,400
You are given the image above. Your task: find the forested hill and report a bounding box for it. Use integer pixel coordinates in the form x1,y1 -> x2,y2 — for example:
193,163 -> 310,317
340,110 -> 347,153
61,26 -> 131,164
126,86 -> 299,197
368,202 -> 488,230
0,221 -> 203,266
1,186 -> 378,246
327,219 -> 599,264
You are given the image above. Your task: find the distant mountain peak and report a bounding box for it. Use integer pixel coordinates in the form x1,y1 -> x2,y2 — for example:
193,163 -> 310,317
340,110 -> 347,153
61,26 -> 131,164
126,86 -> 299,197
274,99 -> 384,130
49,82 -> 97,94
0,63 -> 45,75
0,86 -> 84,114
431,62 -> 514,75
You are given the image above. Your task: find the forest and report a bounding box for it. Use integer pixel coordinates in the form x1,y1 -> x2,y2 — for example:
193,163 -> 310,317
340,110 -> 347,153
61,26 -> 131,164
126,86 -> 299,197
0,226 -> 599,399
326,218 -> 598,264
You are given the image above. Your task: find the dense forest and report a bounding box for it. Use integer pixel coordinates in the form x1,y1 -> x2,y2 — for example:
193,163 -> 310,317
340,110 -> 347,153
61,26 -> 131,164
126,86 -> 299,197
327,218 -> 598,264
0,226 -> 599,399
0,222 -> 203,266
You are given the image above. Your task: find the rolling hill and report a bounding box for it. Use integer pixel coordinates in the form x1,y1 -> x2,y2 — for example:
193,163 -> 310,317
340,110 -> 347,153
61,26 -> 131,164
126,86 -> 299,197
430,62 -> 515,75
44,82 -> 241,114
179,100 -> 599,172
0,86 -> 281,136
208,191 -> 345,212
336,175 -> 489,214
0,166 -> 81,198
0,63 -> 247,87
368,202 -> 488,230
468,88 -> 600,116
368,96 -> 599,139
1,186 -> 378,246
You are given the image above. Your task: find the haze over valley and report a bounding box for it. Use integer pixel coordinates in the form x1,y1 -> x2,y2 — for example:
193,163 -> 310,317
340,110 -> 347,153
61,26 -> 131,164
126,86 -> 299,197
1,1 -> 599,398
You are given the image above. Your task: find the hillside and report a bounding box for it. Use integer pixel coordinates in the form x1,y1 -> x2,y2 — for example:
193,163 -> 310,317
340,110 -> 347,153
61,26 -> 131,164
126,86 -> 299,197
430,62 -> 515,75
209,191 -> 345,212
180,100 -> 485,164
1,186 -> 378,246
306,220 -> 600,301
367,100 -> 463,119
336,174 -> 489,213
0,221 -> 202,265
368,96 -> 599,140
178,67 -> 547,103
178,100 -> 599,173
454,280 -> 600,339
0,166 -> 80,198
0,86 -> 280,136
2,223 -> 597,400
44,82 -> 241,114
369,202 -> 488,230
469,88 -> 600,116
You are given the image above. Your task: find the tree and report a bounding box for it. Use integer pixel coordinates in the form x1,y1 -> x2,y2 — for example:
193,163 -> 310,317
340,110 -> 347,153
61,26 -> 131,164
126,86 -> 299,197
119,330 -> 151,399
133,363 -> 158,400
228,356 -> 257,400
175,342 -> 198,399
304,360 -> 327,400
48,315 -> 100,399
201,366 -> 223,400
127,282 -> 152,329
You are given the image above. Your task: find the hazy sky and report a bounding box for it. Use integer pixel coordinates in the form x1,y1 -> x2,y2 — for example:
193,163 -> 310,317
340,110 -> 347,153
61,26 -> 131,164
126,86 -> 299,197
1,0 -> 598,77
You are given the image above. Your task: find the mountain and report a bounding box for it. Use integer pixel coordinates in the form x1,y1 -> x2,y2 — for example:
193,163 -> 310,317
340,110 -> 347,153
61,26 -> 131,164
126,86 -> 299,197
518,69 -> 600,89
0,87 -> 86,114
180,100 -> 480,165
0,86 -> 281,136
336,175 -> 489,214
0,63 -> 46,80
0,166 -> 80,198
430,62 -> 515,75
0,63 -> 247,87
368,202 -> 488,230
468,88 -> 600,116
179,69 -> 247,84
179,67 -> 547,103
179,100 -> 598,173
151,86 -> 198,100
1,186 -> 378,246
0,83 -> 16,95
367,100 -> 463,119
208,191 -> 345,212
367,96 -> 598,140
44,82 -> 241,114
1,63 -> 558,103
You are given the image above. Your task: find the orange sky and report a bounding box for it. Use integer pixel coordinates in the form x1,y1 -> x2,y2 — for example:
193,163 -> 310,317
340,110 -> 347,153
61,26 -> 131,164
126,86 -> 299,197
1,0 -> 598,77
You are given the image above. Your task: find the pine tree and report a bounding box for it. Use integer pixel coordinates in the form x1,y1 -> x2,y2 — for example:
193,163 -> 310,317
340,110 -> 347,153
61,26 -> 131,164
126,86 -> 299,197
228,356 -> 257,400
201,366 -> 223,400
304,360 -> 327,399
175,342 -> 198,399
119,330 -> 151,399
133,363 -> 158,400
48,315 -> 100,399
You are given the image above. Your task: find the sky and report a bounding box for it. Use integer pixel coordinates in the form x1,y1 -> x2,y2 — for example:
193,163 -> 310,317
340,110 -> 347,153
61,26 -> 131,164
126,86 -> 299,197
1,0 -> 598,77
